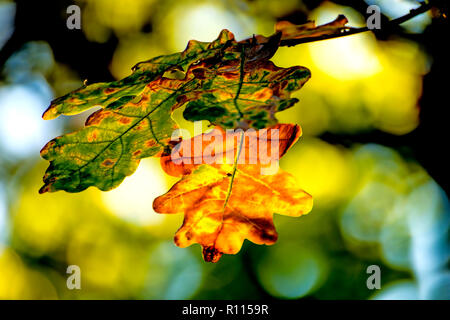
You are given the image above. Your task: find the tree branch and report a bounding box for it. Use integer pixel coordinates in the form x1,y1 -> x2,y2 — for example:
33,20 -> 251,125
280,2 -> 433,47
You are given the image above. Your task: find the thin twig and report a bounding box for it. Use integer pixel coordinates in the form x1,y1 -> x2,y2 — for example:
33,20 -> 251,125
280,2 -> 432,47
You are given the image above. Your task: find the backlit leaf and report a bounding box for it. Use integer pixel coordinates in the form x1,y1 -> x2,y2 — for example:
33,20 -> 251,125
154,124 -> 312,262
276,15 -> 349,42
153,164 -> 313,262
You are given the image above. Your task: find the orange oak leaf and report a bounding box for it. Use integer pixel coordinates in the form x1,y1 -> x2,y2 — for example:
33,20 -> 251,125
153,164 -> 313,262
154,124 -> 312,262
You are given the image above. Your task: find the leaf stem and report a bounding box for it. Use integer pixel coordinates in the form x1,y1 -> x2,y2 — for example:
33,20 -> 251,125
279,2 -> 433,47
223,131 -> 245,209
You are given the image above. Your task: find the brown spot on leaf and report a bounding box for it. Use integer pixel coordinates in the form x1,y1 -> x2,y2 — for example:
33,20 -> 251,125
145,140 -> 157,148
102,159 -> 116,167
119,117 -> 131,125
135,122 -> 146,131
222,72 -> 239,80
253,88 -> 273,101
87,130 -> 99,142
104,88 -> 119,94
68,97 -> 84,104
86,110 -> 112,126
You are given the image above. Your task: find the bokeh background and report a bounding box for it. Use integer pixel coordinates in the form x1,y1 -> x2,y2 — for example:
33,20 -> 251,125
0,0 -> 449,299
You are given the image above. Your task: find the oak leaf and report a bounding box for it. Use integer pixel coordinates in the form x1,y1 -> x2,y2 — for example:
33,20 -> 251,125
276,15 -> 349,41
154,124 -> 312,262
40,29 -> 310,193
154,164 -> 313,262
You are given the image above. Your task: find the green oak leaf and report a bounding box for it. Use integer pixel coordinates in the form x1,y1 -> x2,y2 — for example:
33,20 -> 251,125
40,28 -> 311,193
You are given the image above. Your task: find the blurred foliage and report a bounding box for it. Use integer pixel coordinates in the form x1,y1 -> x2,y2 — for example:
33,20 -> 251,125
0,0 -> 448,299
